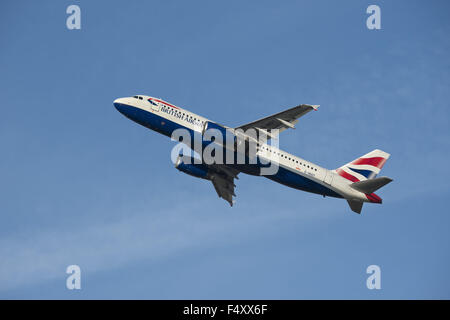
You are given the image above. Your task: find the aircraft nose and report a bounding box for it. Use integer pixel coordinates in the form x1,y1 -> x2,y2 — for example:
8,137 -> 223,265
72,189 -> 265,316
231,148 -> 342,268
113,98 -> 129,114
113,98 -> 124,109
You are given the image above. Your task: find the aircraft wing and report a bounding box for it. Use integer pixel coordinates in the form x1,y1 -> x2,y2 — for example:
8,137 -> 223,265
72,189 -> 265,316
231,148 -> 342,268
209,165 -> 239,206
235,104 -> 319,137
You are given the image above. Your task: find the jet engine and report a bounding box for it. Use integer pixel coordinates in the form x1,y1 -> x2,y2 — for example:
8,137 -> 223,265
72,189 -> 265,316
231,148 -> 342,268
175,155 -> 210,180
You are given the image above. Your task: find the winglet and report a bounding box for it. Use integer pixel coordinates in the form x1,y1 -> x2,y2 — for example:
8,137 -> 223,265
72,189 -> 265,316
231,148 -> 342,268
311,105 -> 320,111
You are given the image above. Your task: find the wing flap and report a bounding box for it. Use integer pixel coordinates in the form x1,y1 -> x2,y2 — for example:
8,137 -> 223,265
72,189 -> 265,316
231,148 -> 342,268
208,164 -> 240,206
211,174 -> 235,206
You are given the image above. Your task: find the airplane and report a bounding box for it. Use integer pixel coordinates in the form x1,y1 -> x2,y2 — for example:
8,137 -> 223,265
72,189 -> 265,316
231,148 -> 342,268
113,95 -> 393,214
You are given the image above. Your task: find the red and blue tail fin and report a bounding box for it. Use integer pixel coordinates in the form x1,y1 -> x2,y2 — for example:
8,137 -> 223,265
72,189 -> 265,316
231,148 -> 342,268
335,149 -> 390,183
337,149 -> 392,214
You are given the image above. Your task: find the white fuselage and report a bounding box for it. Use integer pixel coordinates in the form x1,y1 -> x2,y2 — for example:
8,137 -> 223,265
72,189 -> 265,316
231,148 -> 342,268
114,95 -> 370,202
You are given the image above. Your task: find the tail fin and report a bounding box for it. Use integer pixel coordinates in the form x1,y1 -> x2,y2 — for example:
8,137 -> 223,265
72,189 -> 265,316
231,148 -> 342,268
336,149 -> 390,182
339,150 -> 392,214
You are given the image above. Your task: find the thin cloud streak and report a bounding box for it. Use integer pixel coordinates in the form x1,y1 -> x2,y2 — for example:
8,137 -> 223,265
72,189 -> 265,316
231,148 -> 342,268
0,200 -> 330,293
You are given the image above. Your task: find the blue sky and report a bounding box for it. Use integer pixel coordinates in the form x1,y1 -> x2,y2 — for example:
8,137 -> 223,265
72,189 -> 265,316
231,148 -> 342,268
1,0 -> 449,299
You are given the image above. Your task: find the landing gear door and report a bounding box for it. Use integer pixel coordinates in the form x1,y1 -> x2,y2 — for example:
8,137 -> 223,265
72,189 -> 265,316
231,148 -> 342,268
323,170 -> 333,185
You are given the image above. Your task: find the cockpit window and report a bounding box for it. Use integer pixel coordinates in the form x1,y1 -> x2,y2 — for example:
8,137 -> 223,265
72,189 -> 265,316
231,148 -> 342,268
139,96 -> 143,100
133,96 -> 138,98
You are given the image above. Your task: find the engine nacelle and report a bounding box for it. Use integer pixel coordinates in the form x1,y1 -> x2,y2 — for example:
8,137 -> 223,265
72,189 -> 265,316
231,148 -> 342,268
175,155 -> 210,180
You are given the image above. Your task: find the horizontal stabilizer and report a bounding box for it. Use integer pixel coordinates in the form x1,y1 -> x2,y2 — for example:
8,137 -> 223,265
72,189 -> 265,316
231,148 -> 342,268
347,200 -> 363,214
350,177 -> 393,194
